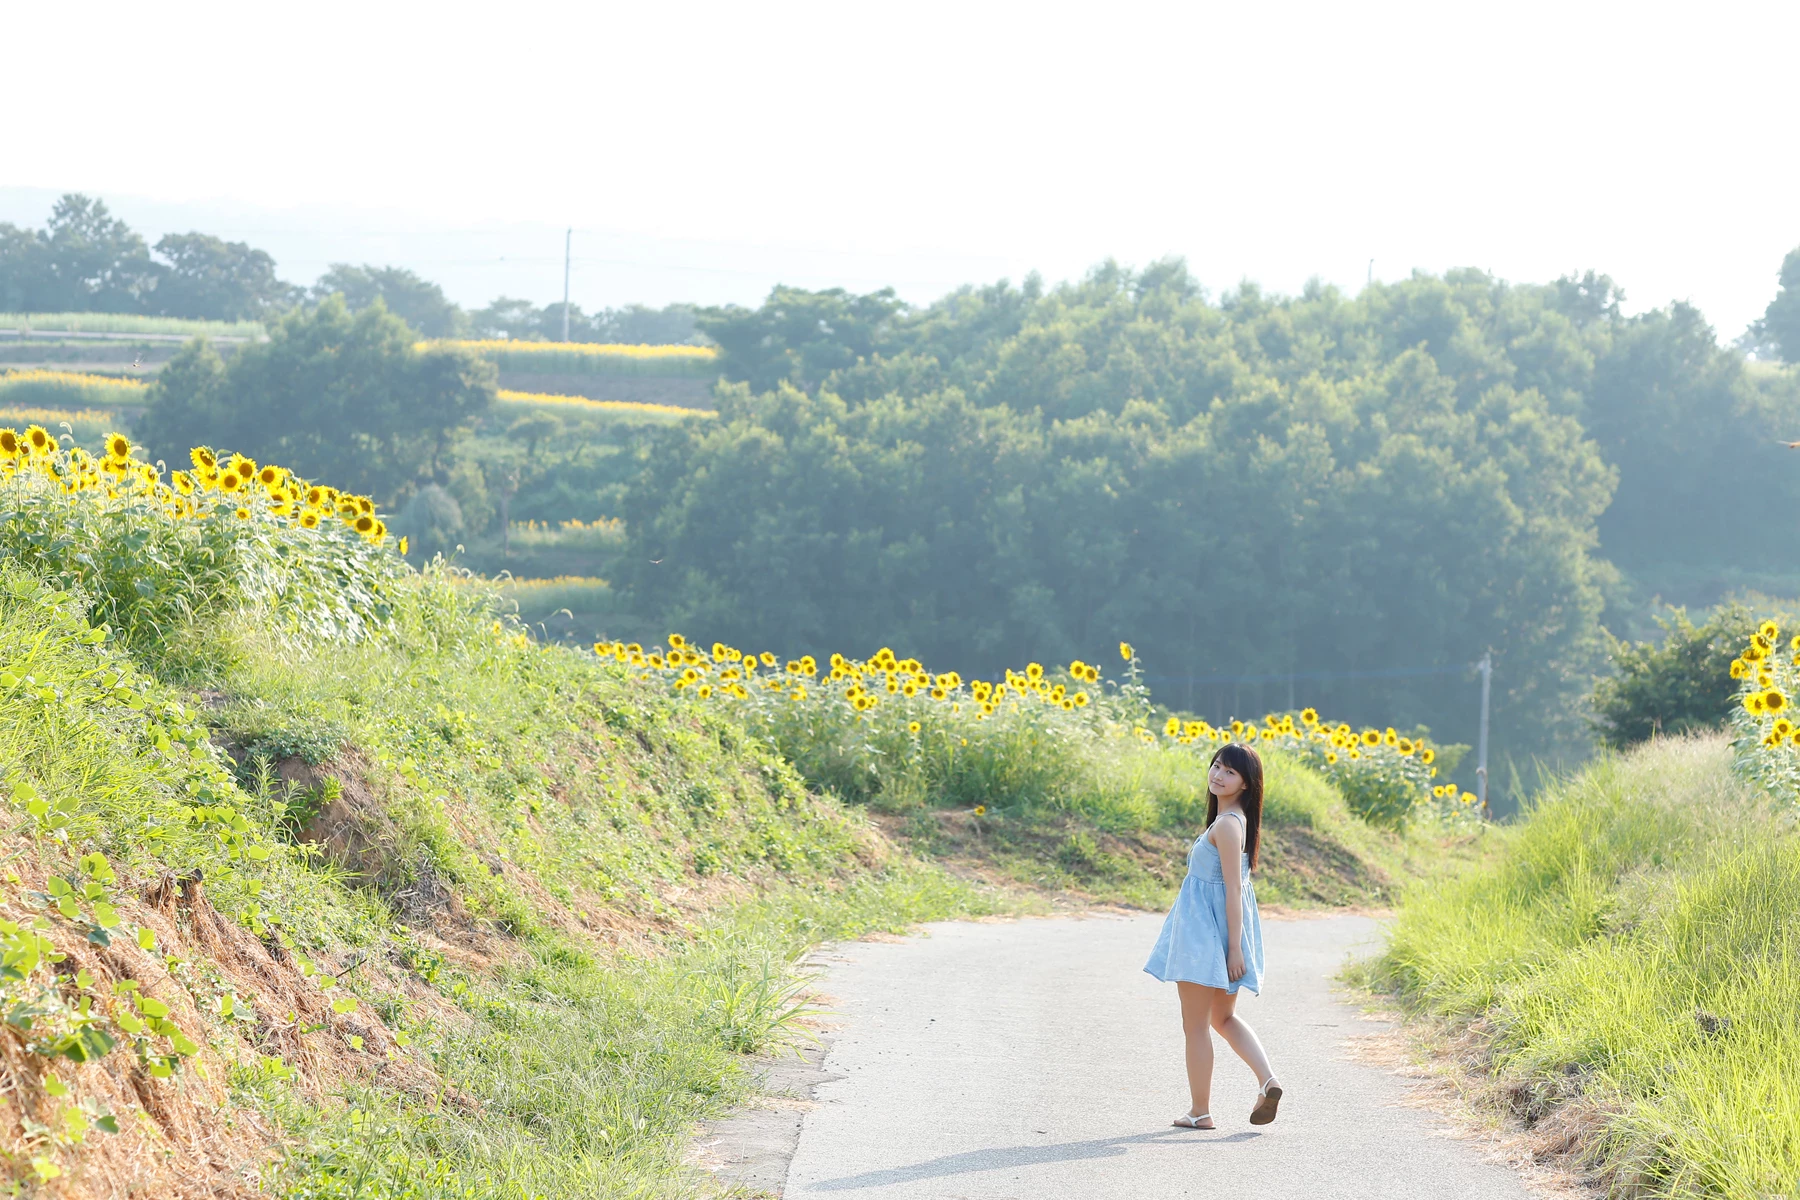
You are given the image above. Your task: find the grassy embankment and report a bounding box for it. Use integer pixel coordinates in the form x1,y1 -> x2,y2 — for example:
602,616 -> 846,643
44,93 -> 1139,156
0,435 -> 1002,1198
1359,735 -> 1800,1197
0,419 -> 1480,1196
605,636 -> 1493,910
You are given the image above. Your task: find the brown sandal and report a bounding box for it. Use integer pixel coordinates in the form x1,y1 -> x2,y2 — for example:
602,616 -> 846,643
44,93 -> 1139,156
1250,1079 -> 1282,1125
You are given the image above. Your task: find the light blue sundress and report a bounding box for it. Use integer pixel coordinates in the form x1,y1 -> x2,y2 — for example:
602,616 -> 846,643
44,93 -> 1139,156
1143,811 -> 1264,994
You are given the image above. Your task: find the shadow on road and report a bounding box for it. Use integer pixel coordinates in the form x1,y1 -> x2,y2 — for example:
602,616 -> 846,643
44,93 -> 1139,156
807,1127 -> 1262,1191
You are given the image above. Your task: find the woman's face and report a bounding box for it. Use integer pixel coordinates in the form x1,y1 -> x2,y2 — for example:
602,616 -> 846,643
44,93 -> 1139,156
1209,759 -> 1245,801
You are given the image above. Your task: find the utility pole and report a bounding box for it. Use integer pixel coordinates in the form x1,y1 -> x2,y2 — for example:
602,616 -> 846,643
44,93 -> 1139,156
1367,259 -> 1374,288
561,228 -> 572,343
1476,650 -> 1492,818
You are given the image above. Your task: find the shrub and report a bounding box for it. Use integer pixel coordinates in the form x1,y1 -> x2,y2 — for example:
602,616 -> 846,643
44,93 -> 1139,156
1590,604 -> 1754,749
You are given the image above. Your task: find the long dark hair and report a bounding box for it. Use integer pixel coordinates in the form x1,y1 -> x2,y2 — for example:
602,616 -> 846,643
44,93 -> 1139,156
1206,742 -> 1263,869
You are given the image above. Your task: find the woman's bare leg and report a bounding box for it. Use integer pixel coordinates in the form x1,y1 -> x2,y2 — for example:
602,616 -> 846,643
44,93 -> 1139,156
1207,987 -> 1276,1087
1175,982 -> 1217,1124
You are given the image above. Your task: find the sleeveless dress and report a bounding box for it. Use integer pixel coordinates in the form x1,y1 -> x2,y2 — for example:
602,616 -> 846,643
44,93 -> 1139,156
1143,812 -> 1264,994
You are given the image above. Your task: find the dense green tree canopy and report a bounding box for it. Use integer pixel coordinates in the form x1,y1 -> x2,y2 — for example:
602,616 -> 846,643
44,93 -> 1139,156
471,297 -> 703,344
1589,605 -> 1755,750
0,194 -> 159,313
1760,247 -> 1800,364
138,296 -> 494,502
311,264 -> 468,338
149,232 -> 300,321
623,260 -> 1800,774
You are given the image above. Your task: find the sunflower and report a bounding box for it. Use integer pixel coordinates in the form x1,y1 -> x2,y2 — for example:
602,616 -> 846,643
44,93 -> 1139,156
1776,718 -> 1795,739
1300,707 -> 1319,725
907,721 -> 921,734
354,514 -> 375,534
1730,659 -> 1748,679
1325,751 -> 1338,764
1397,738 -> 1414,755
1421,747 -> 1435,765
1119,641 -> 1133,661
234,506 -> 251,520
1747,692 -> 1769,715
218,470 -> 244,494
697,684 -> 712,699
24,425 -> 50,454
299,510 -> 321,529
1026,663 -> 1044,682
1761,620 -> 1781,642
1361,729 -> 1381,746
257,465 -> 280,488
190,446 -> 217,471
105,432 -> 131,460
1764,689 -> 1788,714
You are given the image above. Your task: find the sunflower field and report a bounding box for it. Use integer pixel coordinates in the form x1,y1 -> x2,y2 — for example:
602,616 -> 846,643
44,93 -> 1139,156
497,388 -> 715,420
0,422 -> 402,652
0,369 -> 150,410
594,634 -> 1470,828
1726,617 -> 1800,802
437,340 -> 718,377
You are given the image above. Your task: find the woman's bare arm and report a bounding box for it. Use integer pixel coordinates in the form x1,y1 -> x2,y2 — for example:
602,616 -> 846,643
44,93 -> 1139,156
1216,815 -> 1246,979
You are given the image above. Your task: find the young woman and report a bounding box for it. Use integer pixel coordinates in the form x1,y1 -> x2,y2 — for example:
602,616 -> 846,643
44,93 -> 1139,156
1143,741 -> 1281,1129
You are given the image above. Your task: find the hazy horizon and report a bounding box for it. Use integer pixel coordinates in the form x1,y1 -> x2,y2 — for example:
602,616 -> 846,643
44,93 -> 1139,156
6,0 -> 1798,335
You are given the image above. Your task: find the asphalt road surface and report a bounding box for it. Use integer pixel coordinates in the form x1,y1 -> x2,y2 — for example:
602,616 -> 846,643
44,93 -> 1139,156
771,913 -> 1531,1200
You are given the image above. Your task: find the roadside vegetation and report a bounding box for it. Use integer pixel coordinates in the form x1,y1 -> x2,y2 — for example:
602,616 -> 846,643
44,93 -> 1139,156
0,426 -> 999,1198
0,413 -> 1479,1195
1360,736 -> 1800,1197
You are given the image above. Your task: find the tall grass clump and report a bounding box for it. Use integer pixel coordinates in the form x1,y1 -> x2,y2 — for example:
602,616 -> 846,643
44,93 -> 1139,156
1365,735 -> 1800,1196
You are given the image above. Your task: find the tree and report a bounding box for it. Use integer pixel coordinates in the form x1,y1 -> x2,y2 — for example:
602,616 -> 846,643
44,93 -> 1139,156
698,286 -> 906,391
152,233 -> 299,321
312,264 -> 468,338
470,297 -> 704,345
1590,606 -> 1756,749
1759,247 -> 1800,364
0,194 -> 159,313
138,296 -> 494,502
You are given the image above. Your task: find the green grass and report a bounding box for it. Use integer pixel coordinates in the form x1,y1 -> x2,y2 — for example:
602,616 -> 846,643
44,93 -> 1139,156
1360,735 -> 1800,1197
710,663 -> 1478,908
249,869 -> 992,1200
0,425 -> 1476,1195
0,312 -> 264,338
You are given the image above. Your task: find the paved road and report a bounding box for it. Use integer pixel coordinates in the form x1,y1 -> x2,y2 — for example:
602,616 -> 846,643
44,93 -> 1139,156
776,913 -> 1530,1200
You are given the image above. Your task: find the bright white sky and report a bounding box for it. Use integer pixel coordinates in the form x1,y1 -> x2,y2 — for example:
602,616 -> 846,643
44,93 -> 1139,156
5,0 -> 1797,335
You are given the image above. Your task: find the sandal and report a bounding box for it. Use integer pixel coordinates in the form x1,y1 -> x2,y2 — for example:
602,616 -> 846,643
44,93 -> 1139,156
1249,1078 -> 1282,1126
1171,1113 -> 1214,1129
